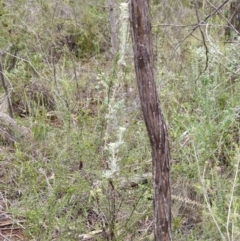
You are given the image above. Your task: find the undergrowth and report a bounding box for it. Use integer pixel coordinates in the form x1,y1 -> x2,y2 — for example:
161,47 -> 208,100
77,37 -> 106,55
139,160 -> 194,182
0,1 -> 240,241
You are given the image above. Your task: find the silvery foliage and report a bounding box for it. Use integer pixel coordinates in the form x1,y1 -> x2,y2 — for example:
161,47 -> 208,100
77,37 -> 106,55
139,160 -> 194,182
103,126 -> 126,178
118,3 -> 129,66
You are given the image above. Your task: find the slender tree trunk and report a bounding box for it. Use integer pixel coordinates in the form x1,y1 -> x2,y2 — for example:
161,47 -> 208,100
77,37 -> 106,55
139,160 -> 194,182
107,0 -> 118,55
0,55 -> 13,118
129,1 -> 171,240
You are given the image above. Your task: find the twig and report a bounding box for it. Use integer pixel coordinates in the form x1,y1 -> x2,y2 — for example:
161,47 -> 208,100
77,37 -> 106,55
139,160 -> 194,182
194,0 -> 209,77
79,230 -> 102,240
2,51 -> 47,81
108,178 -> 116,241
0,232 -> 12,241
170,0 -> 230,60
153,23 -> 198,28
206,0 -> 240,36
153,23 -> 232,28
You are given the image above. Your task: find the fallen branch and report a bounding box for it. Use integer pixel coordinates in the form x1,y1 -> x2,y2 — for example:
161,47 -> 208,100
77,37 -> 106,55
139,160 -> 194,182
79,230 -> 102,240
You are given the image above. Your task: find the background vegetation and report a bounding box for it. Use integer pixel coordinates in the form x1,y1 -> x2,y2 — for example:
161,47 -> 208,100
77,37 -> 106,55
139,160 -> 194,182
1,0 -> 240,240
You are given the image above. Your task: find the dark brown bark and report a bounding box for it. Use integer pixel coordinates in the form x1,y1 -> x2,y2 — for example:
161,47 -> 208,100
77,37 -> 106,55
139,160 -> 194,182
129,1 -> 171,240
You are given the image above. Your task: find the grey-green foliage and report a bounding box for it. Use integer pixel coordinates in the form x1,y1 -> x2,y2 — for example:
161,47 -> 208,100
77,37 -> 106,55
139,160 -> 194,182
3,1 -> 240,241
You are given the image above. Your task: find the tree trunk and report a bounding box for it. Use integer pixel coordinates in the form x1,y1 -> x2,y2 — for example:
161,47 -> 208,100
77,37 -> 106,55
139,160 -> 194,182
0,55 -> 13,118
129,1 -> 171,240
107,0 -> 118,55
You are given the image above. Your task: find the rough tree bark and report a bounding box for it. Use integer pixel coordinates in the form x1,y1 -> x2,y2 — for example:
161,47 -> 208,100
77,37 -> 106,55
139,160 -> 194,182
129,1 -> 171,240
